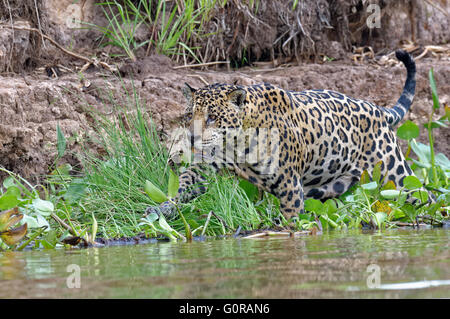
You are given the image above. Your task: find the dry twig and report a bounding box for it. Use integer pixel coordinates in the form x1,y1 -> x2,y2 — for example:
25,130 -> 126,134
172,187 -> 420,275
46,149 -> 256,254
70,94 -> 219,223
0,25 -> 116,72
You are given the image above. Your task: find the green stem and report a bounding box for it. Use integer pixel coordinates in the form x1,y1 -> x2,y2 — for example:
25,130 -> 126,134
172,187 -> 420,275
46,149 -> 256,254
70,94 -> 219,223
169,199 -> 192,241
428,117 -> 439,185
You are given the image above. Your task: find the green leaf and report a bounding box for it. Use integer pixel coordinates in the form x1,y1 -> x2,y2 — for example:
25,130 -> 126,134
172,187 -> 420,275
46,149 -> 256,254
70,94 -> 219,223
2,177 -> 15,189
56,124 -> 67,158
239,179 -> 259,202
323,199 -> 338,215
304,198 -> 323,214
144,180 -> 168,204
146,212 -> 159,223
412,190 -> 428,202
423,120 -> 448,130
403,176 -> 423,190
397,120 -> 420,140
0,195 -> 20,211
392,208 -> 405,219
410,140 -> 431,167
22,215 -> 40,228
429,68 -> 440,110
361,181 -> 378,191
64,179 -> 86,204
380,189 -> 401,199
32,199 -> 54,216
4,186 -> 21,199
167,170 -> 179,199
372,161 -> 383,184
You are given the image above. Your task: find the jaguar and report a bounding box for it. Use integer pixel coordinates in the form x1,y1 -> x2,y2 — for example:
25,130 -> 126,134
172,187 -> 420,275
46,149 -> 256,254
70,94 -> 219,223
146,50 -> 417,227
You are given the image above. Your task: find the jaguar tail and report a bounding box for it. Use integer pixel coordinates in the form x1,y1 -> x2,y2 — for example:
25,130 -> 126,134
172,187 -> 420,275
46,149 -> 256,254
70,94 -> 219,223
384,50 -> 416,127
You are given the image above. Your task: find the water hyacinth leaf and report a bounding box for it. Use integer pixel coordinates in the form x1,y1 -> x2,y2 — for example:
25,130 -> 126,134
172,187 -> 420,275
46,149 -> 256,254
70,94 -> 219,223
144,180 -> 168,204
168,169 -> 179,199
429,68 -> 440,110
392,208 -> 406,219
435,153 -> 450,171
397,120 -> 420,140
36,214 -> 50,229
323,199 -> 338,215
146,212 -> 159,224
410,140 -> 431,167
380,189 -> 401,199
0,223 -> 27,246
0,195 -> 20,211
403,176 -> 423,190
304,198 -> 323,214
21,215 -> 40,228
32,198 -> 54,216
361,181 -> 378,191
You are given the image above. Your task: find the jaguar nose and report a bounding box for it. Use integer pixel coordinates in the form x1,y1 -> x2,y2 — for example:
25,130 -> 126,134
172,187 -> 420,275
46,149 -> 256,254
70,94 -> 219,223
188,131 -> 202,145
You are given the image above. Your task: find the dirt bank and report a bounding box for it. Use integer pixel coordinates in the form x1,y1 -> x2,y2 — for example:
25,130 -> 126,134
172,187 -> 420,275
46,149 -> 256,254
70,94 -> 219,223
0,52 -> 448,181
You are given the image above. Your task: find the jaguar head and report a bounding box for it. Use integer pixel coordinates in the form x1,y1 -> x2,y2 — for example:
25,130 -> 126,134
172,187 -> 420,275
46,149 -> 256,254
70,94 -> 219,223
182,83 -> 246,154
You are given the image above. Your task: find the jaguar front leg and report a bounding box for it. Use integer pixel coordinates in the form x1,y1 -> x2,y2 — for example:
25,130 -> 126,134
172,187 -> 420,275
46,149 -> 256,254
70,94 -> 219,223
271,171 -> 305,229
144,165 -> 211,219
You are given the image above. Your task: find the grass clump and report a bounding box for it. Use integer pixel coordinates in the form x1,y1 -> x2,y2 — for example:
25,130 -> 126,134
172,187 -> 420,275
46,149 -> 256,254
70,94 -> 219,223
90,0 -> 226,63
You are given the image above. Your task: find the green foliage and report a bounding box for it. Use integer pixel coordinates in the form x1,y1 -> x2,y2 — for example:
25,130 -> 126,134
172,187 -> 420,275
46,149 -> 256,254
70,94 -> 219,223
397,120 -> 419,140
89,0 -> 225,63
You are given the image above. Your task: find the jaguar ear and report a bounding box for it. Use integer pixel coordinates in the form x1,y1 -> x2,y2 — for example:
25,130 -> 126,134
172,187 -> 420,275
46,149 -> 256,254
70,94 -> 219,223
182,83 -> 196,102
227,88 -> 246,110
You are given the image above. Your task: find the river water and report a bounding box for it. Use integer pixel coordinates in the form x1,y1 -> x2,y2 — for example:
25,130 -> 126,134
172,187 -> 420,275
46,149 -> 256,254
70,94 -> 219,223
0,229 -> 449,298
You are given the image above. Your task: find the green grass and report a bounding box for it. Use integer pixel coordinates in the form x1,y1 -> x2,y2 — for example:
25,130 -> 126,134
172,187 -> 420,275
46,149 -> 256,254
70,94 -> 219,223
89,0 -> 228,63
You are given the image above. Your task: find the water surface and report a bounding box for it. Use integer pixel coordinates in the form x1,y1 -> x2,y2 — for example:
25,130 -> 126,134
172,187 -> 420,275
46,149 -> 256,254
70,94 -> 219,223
0,229 -> 449,298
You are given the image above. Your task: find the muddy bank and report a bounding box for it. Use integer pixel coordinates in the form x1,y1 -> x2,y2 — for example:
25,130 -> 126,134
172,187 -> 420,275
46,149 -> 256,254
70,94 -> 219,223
0,53 -> 449,181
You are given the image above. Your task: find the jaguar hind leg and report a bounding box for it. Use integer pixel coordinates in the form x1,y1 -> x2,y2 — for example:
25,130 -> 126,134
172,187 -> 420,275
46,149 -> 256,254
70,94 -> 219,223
304,169 -> 362,200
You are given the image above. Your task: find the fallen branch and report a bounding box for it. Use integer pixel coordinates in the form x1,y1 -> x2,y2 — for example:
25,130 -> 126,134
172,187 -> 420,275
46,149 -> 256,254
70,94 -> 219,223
51,213 -> 78,237
173,61 -> 230,69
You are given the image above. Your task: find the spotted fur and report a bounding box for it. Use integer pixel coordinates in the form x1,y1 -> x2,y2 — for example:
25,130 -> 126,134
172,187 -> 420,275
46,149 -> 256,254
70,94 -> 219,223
147,50 -> 417,226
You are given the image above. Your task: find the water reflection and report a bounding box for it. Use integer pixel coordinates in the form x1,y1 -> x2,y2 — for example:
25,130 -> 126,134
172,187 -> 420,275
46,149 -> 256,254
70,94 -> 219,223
0,229 -> 449,298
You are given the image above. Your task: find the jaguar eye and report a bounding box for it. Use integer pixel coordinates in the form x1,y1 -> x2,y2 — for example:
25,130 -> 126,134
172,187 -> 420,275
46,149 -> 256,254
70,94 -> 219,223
183,113 -> 192,122
206,114 -> 217,125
